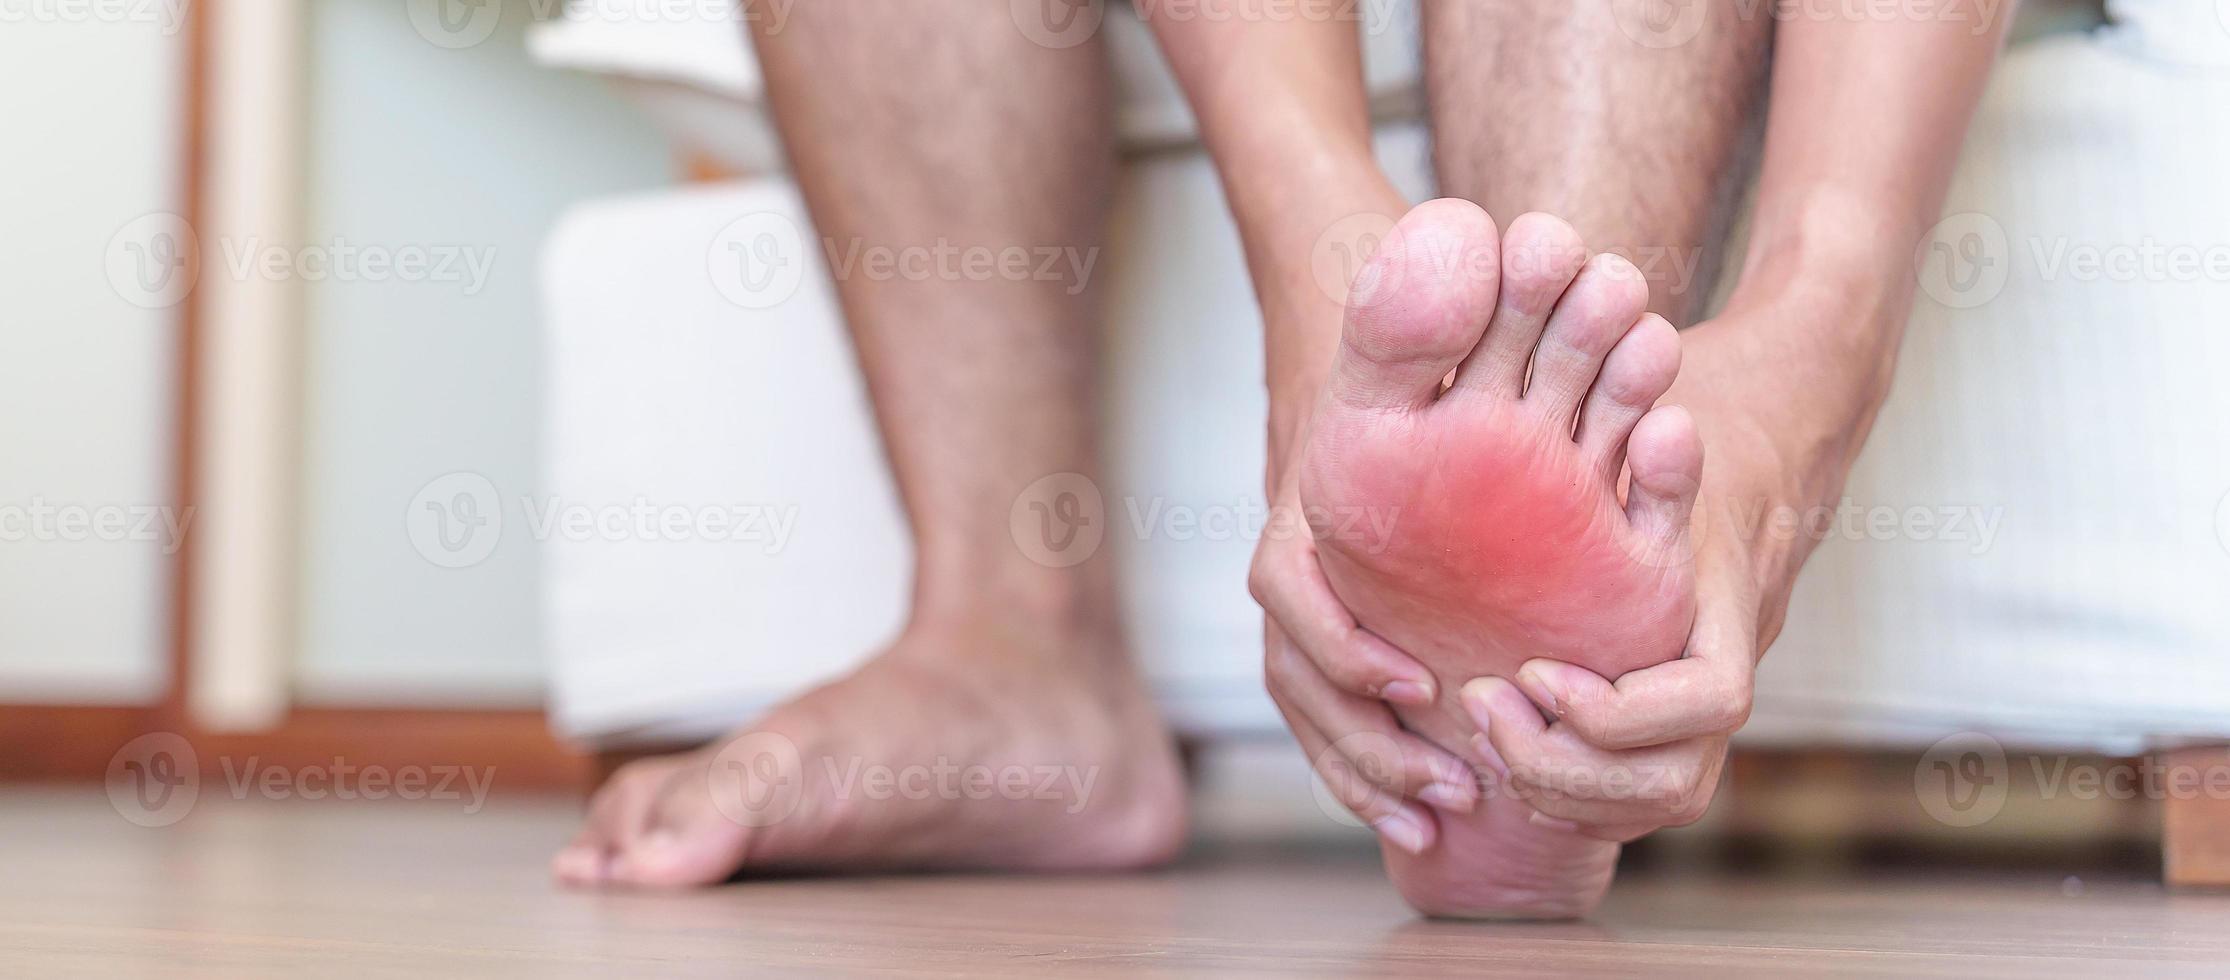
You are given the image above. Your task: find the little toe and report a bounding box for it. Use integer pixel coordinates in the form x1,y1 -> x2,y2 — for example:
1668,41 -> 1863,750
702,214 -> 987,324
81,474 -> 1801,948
1621,404 -> 1704,558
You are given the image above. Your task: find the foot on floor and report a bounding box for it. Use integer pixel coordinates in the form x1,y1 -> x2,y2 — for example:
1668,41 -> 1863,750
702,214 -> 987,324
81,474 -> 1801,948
553,617 -> 1188,887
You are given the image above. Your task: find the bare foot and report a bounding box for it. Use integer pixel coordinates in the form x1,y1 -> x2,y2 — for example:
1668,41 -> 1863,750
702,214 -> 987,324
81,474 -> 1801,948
553,616 -> 1188,886
1300,200 -> 1701,917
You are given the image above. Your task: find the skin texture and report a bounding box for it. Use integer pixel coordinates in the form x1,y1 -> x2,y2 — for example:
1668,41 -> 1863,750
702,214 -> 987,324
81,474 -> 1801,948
554,3 -> 1186,888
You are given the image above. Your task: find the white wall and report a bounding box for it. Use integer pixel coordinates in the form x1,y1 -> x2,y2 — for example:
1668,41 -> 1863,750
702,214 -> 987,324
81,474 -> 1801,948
292,0 -> 672,704
0,11 -> 186,702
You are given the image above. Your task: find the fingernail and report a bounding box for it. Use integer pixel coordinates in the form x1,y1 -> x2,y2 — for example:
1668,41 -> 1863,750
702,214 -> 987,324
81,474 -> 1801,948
1459,678 -> 1500,733
1515,664 -> 1567,717
1382,679 -> 1435,706
1527,810 -> 1581,834
1419,780 -> 1475,813
1373,809 -> 1430,855
1469,733 -> 1510,782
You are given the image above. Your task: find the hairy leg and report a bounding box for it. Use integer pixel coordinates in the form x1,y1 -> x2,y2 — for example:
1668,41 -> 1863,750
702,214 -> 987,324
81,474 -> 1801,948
554,6 -> 1185,886
1425,0 -> 1773,325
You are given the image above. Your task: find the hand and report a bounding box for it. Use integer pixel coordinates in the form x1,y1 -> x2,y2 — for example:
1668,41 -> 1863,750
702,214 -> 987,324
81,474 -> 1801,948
1459,567 -> 1761,843
1252,477 -> 1479,855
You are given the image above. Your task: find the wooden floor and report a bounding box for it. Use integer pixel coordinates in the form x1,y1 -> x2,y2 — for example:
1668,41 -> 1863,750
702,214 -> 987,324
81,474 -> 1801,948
6,789 -> 2227,977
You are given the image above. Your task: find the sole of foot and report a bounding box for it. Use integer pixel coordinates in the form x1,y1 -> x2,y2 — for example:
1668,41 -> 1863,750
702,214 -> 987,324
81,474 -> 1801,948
1300,199 -> 1701,918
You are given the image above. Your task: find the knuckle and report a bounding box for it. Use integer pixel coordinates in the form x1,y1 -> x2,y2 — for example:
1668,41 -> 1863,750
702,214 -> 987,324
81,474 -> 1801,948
1245,561 -> 1277,607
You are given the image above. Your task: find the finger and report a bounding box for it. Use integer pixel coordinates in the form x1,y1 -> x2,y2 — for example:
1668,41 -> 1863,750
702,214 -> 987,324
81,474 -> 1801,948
1267,631 -> 1478,812
1512,602 -> 1756,750
1275,694 -> 1441,856
1251,543 -> 1436,706
1465,678 -> 1720,827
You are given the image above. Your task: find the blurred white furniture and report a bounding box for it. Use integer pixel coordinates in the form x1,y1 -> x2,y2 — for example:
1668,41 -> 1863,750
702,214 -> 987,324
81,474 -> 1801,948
537,0 -> 2230,766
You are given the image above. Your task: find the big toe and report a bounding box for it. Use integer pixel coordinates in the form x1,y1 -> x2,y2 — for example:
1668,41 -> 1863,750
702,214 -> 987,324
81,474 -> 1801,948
609,775 -> 751,888
1324,198 -> 1502,416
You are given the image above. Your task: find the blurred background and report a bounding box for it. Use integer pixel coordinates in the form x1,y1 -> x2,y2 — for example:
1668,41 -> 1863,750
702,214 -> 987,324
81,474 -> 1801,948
4,0 -> 2228,887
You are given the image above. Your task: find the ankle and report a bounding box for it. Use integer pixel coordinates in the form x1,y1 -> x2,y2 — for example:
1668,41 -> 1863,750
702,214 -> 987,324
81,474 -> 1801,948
908,567 -> 1124,648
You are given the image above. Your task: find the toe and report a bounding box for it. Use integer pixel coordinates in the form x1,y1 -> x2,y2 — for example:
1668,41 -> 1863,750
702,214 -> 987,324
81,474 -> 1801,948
1522,252 -> 1651,425
610,766 -> 752,888
1449,212 -> 1588,398
1621,404 -> 1703,558
1576,313 -> 1681,481
554,765 -> 664,887
1326,198 -> 1501,416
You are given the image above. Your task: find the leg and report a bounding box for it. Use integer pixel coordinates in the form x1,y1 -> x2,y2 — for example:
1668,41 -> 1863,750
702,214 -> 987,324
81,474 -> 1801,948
1425,0 -> 1772,326
554,5 -> 1185,885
